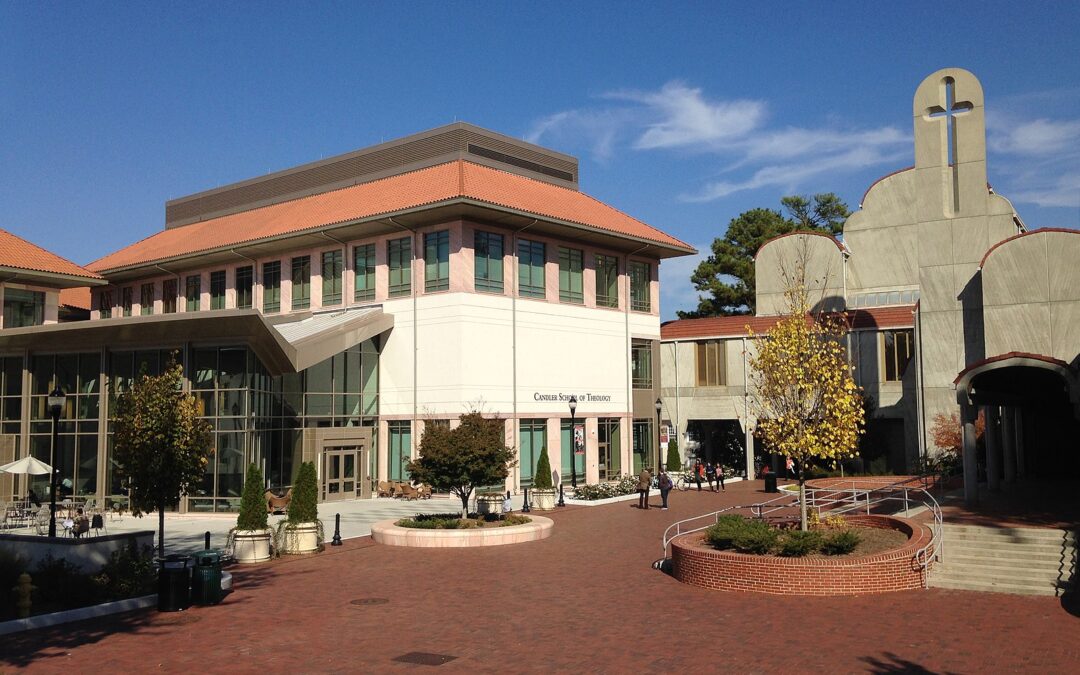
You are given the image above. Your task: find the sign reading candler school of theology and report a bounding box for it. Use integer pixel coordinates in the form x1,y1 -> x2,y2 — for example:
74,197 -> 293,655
532,392 -> 614,403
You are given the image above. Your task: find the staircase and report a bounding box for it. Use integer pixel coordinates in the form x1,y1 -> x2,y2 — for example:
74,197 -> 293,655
929,523 -> 1077,596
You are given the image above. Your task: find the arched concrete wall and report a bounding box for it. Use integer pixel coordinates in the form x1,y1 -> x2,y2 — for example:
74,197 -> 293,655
754,233 -> 845,317
981,229 -> 1080,363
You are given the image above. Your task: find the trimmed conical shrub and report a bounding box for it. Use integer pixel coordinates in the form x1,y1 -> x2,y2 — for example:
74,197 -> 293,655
288,461 -> 319,524
666,440 -> 681,472
533,449 -> 554,489
236,463 -> 268,531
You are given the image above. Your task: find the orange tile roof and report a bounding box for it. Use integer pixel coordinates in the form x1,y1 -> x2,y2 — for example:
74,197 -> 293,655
660,305 -> 915,340
59,287 -> 92,310
0,229 -> 103,281
89,161 -> 694,272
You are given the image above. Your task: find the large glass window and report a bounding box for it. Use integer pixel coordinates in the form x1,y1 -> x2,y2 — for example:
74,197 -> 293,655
388,237 -> 412,297
558,247 -> 583,304
632,419 -> 654,475
140,283 -> 154,315
210,270 -> 226,310
631,339 -> 653,388
519,419 -> 547,487
236,266 -> 253,309
560,420 -> 585,485
518,239 -> 546,298
291,256 -> 311,310
630,261 -> 651,312
4,288 -> 45,327
322,250 -> 343,306
388,420 -> 411,481
696,340 -> 726,386
883,329 -> 914,382
595,254 -> 618,308
354,244 -> 376,301
185,275 -> 201,312
424,230 -> 450,293
598,418 -> 621,480
29,353 -> 101,498
474,231 -> 504,293
97,290 -> 113,320
162,280 -> 177,314
121,287 -> 133,317
263,261 -> 281,313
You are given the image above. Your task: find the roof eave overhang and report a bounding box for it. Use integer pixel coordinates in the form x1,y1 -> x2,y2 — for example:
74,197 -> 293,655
0,266 -> 107,288
91,197 -> 696,278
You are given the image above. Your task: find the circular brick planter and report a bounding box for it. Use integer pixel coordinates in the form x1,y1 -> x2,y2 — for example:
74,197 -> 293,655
371,516 -> 553,548
671,515 -> 934,595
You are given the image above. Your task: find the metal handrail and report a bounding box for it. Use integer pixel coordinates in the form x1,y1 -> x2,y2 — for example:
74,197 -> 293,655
661,478 -> 943,582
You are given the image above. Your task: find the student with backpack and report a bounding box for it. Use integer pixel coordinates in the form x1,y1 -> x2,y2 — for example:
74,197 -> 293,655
658,470 -> 674,510
705,462 -> 716,492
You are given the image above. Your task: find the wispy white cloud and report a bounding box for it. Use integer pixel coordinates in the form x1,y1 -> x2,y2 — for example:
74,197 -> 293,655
987,108 -> 1080,212
989,118 -> 1080,155
1008,172 -> 1080,209
527,80 -> 909,201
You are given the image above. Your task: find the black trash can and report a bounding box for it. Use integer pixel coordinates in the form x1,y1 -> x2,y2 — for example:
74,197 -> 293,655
190,550 -> 223,606
764,474 -> 778,493
157,554 -> 191,612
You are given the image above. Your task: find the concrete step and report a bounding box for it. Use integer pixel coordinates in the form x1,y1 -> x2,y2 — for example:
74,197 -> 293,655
932,564 -> 1066,585
946,552 -> 1074,569
928,575 -> 1063,597
943,538 -> 1074,555
942,525 -> 1076,542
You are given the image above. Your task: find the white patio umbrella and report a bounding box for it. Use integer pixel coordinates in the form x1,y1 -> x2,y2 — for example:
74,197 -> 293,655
0,456 -> 53,475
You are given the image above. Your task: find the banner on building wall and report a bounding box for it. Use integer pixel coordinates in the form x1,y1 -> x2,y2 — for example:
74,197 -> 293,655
573,424 -> 585,455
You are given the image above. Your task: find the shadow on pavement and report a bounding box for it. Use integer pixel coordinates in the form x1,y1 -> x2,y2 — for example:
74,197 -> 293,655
859,652 -> 956,674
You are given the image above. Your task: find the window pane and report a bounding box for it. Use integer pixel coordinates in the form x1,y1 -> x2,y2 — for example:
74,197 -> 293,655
595,254 -> 618,308
263,262 -> 281,313
291,256 -> 310,310
121,287 -> 133,317
354,244 -> 376,301
236,266 -> 253,309
185,275 -> 201,312
424,231 -> 450,293
630,261 -> 650,312
475,231 -> 504,293
140,283 -> 155,315
162,280 -> 177,314
210,270 -> 226,310
631,339 -> 652,388
558,247 -> 583,304
321,250 -> 342,305
518,239 -> 545,298
4,288 -> 45,327
388,237 -> 412,297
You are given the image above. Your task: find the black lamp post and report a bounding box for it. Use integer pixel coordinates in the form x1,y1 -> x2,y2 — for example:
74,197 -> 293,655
654,397 -> 662,472
569,396 -> 578,490
47,387 -> 66,538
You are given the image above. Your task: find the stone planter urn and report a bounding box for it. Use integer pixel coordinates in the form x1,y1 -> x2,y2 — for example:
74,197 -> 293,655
232,529 -> 272,564
531,488 -> 557,511
476,493 -> 504,515
279,522 -> 320,555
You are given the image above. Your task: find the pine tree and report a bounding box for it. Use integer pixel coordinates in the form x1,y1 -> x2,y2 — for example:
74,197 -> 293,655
533,449 -> 554,489
236,464 -> 269,531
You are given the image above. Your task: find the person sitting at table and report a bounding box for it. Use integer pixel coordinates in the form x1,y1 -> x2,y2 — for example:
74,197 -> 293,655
26,488 -> 41,508
70,508 -> 90,538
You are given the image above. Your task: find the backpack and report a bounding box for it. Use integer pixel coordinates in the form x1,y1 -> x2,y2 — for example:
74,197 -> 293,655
659,474 -> 673,490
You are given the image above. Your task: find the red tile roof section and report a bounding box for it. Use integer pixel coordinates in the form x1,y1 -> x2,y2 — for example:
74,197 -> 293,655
59,287 -> 92,310
0,229 -> 103,280
978,227 -> 1080,269
89,161 -> 693,272
660,305 -> 915,340
954,351 -> 1069,384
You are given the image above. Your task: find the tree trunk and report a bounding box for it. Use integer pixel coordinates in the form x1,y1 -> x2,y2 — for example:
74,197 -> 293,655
157,499 -> 166,558
799,479 -> 808,531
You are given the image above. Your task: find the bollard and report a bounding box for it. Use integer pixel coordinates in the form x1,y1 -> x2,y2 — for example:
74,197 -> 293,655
12,573 -> 35,619
557,484 -> 565,507
331,513 -> 343,546
521,488 -> 531,513
205,531 -> 211,550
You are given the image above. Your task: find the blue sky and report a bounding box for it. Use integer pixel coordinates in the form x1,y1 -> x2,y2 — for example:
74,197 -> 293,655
2,2 -> 1078,320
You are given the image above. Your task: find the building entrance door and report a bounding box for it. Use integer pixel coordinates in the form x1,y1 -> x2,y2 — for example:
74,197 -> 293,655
323,446 -> 360,502
598,442 -> 610,482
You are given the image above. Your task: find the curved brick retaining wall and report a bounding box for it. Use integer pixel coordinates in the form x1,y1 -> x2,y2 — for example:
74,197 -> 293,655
371,516 -> 553,548
671,515 -> 933,595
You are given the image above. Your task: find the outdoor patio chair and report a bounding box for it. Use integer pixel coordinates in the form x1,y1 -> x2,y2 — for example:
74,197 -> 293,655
265,488 -> 292,515
399,483 -> 419,501
377,481 -> 392,498
90,512 -> 107,536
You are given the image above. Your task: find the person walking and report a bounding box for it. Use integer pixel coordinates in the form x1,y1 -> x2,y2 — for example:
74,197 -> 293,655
716,462 -> 726,491
785,457 -> 795,481
693,460 -> 703,491
658,469 -> 673,510
705,462 -> 716,492
637,466 -> 652,509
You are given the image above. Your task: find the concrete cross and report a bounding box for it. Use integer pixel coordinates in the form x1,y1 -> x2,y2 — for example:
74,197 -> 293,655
926,77 -> 973,212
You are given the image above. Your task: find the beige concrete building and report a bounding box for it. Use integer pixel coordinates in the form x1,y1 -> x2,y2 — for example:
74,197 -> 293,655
661,68 -> 1080,504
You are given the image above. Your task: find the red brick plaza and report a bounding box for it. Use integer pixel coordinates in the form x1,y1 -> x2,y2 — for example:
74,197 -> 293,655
3,480 -> 1078,673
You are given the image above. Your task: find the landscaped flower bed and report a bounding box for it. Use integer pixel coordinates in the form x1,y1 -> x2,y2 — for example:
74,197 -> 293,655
396,513 -> 532,529
671,514 -> 933,595
571,476 -> 638,500
372,515 -> 553,548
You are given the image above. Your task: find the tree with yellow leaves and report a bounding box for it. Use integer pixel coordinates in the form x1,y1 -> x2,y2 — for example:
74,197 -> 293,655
747,259 -> 864,530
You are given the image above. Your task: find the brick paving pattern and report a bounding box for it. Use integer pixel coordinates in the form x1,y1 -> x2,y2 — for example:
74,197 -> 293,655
2,479 -> 1078,673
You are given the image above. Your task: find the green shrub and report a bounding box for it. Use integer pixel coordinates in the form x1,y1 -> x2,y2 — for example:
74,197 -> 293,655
92,545 -> 157,600
288,461 -> 319,524
732,520 -> 780,555
236,463 -> 269,531
778,530 -> 823,557
501,514 -> 532,526
572,476 -> 639,500
665,440 -> 681,472
822,529 -> 861,555
705,515 -> 749,550
33,556 -> 100,609
533,449 -> 554,489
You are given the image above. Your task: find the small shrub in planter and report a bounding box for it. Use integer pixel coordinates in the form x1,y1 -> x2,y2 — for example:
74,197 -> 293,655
778,530 -> 823,557
277,461 -> 322,554
236,464 -> 269,532
705,515 -> 749,550
822,529 -> 861,555
732,520 -> 780,555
